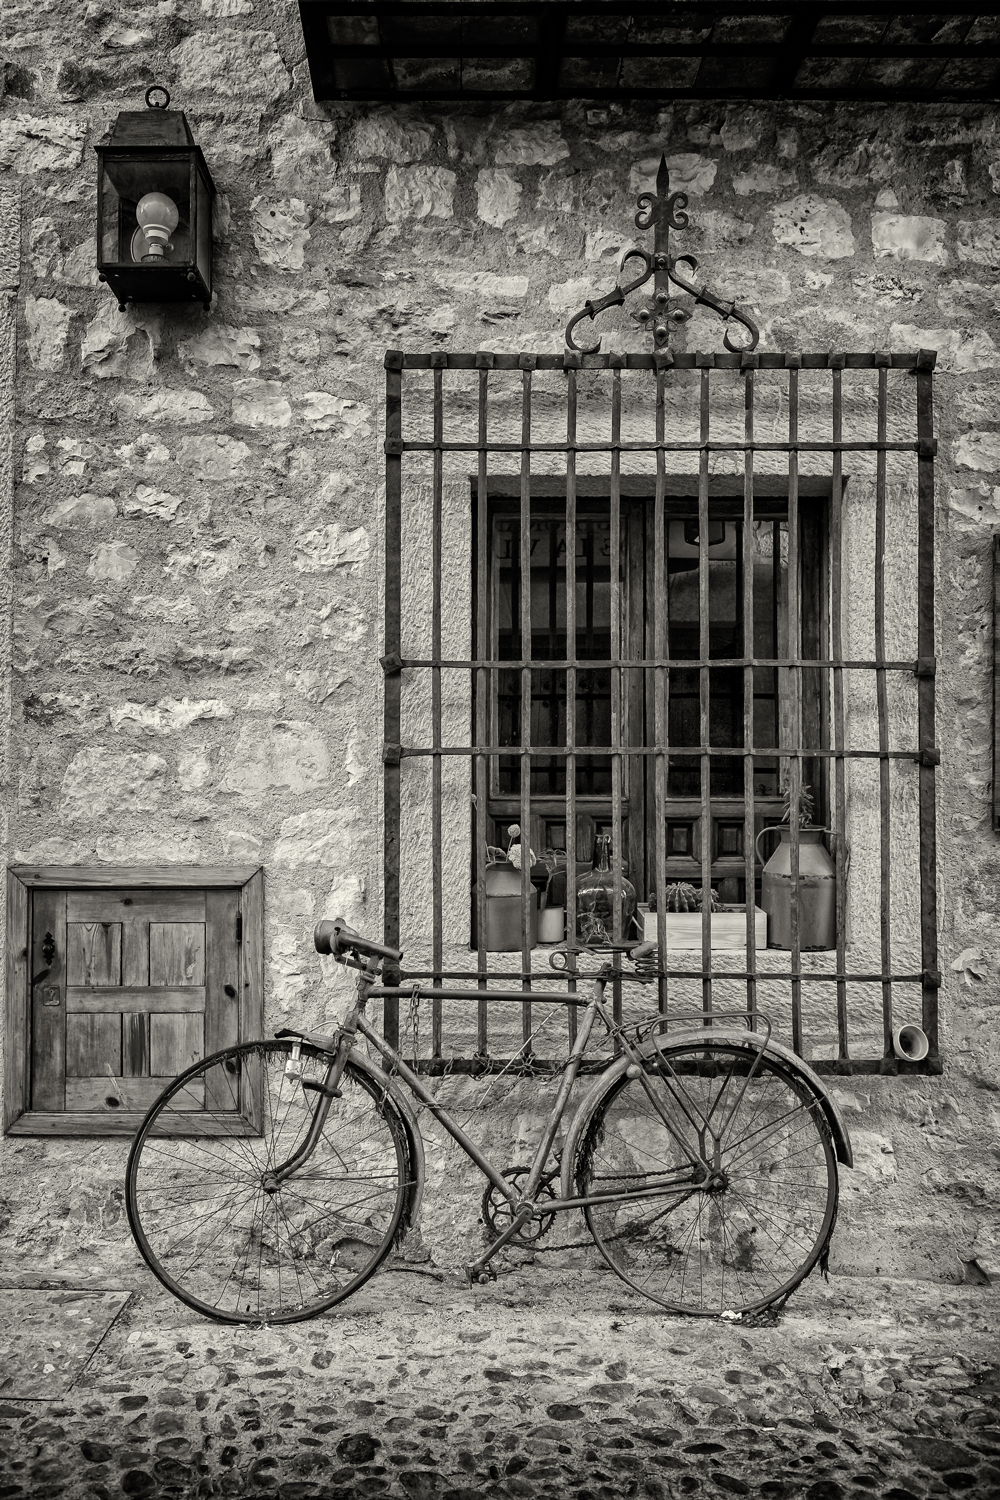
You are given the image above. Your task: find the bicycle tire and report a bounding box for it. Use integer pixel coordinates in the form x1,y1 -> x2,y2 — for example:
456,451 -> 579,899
574,1041 -> 838,1316
126,1040 -> 411,1324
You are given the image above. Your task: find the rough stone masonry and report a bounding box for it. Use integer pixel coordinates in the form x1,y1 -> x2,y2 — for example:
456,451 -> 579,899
0,1 -> 999,1293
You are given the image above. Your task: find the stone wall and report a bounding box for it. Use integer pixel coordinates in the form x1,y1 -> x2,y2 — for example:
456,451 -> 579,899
0,0 -> 999,1286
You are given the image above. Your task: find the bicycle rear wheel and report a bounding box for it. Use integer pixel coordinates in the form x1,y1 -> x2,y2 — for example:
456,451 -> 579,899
574,1041 -> 838,1316
126,1040 -> 411,1324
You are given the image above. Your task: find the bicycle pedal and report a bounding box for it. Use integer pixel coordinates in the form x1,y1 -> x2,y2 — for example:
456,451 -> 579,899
301,1079 -> 343,1099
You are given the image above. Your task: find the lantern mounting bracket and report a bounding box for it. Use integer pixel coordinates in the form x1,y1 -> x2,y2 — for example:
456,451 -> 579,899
565,154 -> 760,356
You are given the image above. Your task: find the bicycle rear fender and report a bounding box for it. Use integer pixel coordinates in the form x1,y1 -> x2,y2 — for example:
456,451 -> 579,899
346,1050 -> 427,1238
559,1027 -> 852,1203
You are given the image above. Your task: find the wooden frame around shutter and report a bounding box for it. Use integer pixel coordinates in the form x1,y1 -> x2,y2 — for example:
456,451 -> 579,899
3,865 -> 263,1136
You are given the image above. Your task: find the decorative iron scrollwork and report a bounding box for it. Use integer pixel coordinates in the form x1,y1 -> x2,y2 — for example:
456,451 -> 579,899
565,154 -> 760,357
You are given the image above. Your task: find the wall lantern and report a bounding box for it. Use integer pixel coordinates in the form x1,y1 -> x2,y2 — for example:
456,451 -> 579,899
95,86 -> 216,313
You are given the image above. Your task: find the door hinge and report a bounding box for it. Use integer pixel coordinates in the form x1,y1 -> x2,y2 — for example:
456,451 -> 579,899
236,915 -> 243,945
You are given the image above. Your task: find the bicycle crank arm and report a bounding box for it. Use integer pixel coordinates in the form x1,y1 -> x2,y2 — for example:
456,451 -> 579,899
465,1201 -> 537,1282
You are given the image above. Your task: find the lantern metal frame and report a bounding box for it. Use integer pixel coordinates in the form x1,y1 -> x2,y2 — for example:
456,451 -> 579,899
94,87 -> 217,313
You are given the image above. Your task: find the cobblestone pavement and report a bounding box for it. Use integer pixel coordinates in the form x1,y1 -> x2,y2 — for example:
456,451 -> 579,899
0,1265 -> 998,1500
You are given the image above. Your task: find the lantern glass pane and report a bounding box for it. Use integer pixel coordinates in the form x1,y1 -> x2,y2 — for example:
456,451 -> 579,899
195,161 -> 212,286
100,154 -> 193,266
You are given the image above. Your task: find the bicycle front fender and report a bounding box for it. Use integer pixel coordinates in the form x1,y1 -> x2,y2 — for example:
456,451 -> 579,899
559,1027 -> 852,1204
347,1050 -> 427,1236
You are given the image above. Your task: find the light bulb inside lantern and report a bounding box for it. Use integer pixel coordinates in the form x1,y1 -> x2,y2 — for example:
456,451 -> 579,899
135,191 -> 179,262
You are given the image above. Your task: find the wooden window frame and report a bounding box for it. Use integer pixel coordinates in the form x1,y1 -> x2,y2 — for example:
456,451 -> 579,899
4,864 -> 263,1138
476,478 -> 830,902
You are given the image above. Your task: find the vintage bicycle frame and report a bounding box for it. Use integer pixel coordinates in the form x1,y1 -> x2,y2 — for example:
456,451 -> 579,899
266,960 -> 767,1278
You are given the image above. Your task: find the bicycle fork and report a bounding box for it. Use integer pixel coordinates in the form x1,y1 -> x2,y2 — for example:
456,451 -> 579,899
260,995 -> 369,1193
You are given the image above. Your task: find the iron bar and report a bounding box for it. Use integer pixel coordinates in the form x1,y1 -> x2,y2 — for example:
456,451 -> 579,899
394,438 -> 922,454
520,366 -> 533,1050
397,744 -> 927,760
475,367 -> 490,1057
391,353 -> 936,370
787,365 -> 802,1055
432,363 -> 444,1058
831,367 -> 849,1063
742,367 -> 757,1028
916,363 -> 939,1059
566,366 -> 579,1044
698,366 -> 712,1015
383,971 -> 933,987
382,355 -> 403,1055
610,367 -> 624,1038
653,368 -> 668,1016
396,656 -> 922,671
875,366 -> 893,1060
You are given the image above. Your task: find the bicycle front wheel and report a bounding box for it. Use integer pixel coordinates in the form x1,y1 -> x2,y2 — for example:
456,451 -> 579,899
574,1041 -> 838,1316
126,1040 -> 411,1324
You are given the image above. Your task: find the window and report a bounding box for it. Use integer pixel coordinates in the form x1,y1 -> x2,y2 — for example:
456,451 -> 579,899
383,350 -> 939,1076
479,481 -> 827,905
4,865 -> 263,1136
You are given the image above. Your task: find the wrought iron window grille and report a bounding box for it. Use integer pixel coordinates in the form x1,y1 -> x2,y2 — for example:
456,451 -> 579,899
381,157 -> 939,1082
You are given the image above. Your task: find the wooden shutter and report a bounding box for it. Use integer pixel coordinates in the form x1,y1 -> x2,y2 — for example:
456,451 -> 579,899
4,866 -> 263,1136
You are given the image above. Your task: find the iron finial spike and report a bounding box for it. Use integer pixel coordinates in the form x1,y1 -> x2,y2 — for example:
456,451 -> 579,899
656,153 -> 670,199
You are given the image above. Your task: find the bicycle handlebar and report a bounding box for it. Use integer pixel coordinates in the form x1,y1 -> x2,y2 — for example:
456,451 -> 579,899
313,918 -> 403,965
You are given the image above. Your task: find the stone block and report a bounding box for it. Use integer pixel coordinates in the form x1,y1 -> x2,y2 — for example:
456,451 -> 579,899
232,379 -> 292,428
29,217 -> 60,279
547,277 -> 596,317
80,304 -> 158,381
25,295 -> 72,371
890,322 -> 997,374
177,324 -> 260,373
955,430 -> 1000,471
320,183 -> 363,224
273,807 -> 356,865
298,393 -> 371,435
86,541 -> 139,583
220,720 -> 329,796
771,195 -> 855,258
732,165 -> 797,195
292,523 -> 370,574
60,748 -> 168,820
494,124 -> 569,167
42,494 -> 117,528
251,198 -> 313,271
353,112 -> 436,162
109,698 -> 232,737
115,389 -> 214,426
168,28 -> 290,98
720,107 -> 767,152
122,486 -> 184,522
268,115 -> 336,193
175,433 -> 251,479
0,113 -> 86,172
872,214 -> 948,265
630,154 -> 717,197
956,219 -> 1000,266
385,166 -> 457,222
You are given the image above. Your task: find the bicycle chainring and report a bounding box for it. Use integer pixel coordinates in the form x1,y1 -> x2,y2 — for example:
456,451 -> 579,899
481,1166 -> 558,1246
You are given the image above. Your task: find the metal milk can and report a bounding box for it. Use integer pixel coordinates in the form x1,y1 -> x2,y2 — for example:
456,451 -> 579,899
755,826 -> 837,951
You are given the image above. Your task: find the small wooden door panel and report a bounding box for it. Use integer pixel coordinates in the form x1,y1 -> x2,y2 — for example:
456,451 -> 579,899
30,886 -> 238,1117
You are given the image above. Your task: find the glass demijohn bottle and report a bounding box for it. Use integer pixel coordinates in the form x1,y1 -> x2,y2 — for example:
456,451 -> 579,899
575,834 -> 636,945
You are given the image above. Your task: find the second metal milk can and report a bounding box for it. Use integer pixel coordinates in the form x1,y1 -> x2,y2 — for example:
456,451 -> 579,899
755,826 -> 837,951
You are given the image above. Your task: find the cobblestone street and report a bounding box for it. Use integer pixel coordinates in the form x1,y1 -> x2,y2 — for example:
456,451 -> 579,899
1,1265 -> 997,1500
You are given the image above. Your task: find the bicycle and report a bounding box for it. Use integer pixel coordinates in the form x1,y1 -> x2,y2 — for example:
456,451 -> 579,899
125,919 -> 853,1326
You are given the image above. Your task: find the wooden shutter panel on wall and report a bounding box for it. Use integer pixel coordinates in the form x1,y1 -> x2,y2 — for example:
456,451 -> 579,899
4,866 -> 263,1136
